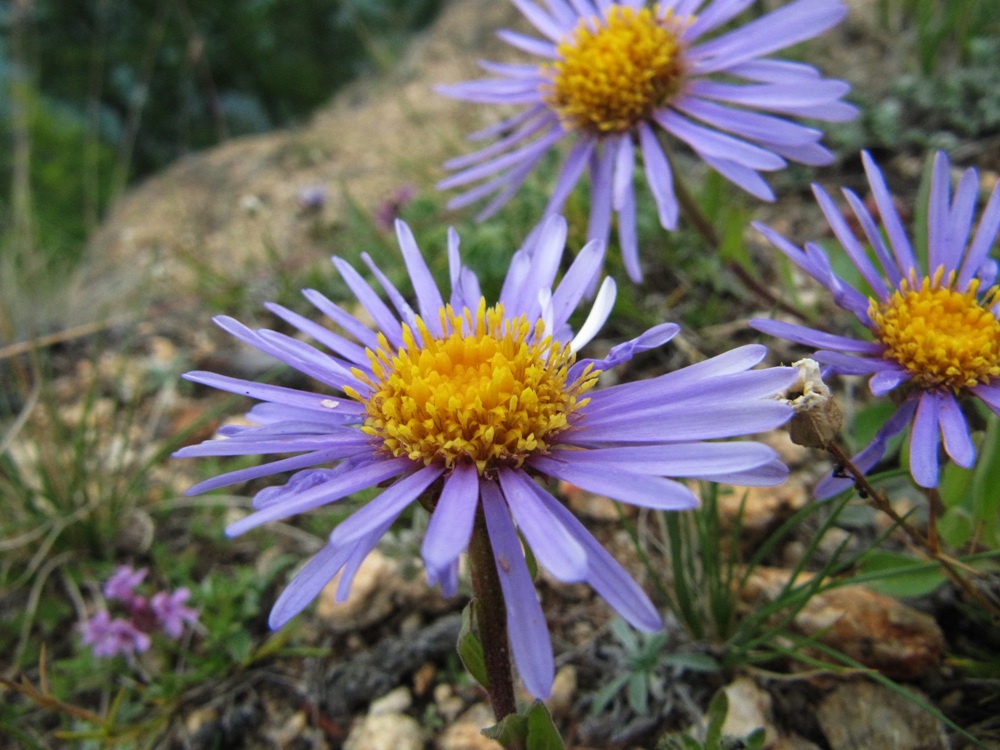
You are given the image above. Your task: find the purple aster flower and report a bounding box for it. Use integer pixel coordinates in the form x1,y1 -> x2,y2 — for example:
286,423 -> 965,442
80,611 -> 152,659
175,215 -> 796,698
438,0 -> 856,282
750,151 -> 1000,491
102,565 -> 147,605
151,588 -> 200,639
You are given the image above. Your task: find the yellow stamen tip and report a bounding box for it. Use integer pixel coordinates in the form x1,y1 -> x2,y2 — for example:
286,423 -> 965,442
351,299 -> 599,473
870,269 -> 1000,392
542,6 -> 689,135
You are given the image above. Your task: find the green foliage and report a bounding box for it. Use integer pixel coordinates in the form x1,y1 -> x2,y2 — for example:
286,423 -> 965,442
835,34 -> 1000,156
483,701 -> 565,750
457,600 -> 489,690
876,0 -> 999,77
589,617 -> 682,717
938,413 -> 1000,550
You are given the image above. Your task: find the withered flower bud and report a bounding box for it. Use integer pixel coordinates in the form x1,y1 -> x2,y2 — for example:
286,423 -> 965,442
782,358 -> 842,449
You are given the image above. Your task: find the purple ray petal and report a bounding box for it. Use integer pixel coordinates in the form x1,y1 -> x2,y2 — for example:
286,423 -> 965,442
617,179 -> 641,282
395,221 -> 446,336
938,392 -> 975,468
691,0 -> 847,73
813,183 -> 887,298
946,167 -> 980,271
973,384 -> 1000,416
861,151 -> 917,274
496,28 -> 559,58
540,137 -> 597,217
525,479 -> 662,631
510,0 -> 566,42
498,467 -> 587,582
481,480 -> 554,699
910,393 -> 942,488
638,121 -> 678,230
696,458 -> 790,487
332,258 -> 404,346
927,151 -> 951,273
304,289 -> 380,350
869,367 -> 910,396
336,520 -> 395,601
328,464 -> 444,547
181,371 -> 355,413
571,400 -> 793,444
656,110 -> 785,171
551,239 -> 606,331
685,0 -> 756,39
612,134 -> 634,211
958,177 -> 1000,288
813,350 -> 891,375
550,441 -> 778,476
675,96 -> 822,146
184,449 -> 353,495
749,318 -> 882,354
422,463 -> 480,584
702,154 -> 774,200
225,456 -> 414,537
529,455 -> 699,509
584,143 -> 616,247
265,303 -> 368,365
269,543 -> 354,629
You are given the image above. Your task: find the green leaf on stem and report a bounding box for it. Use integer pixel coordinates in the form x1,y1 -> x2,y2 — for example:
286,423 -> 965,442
481,701 -> 565,749
525,701 -> 565,750
482,712 -> 528,745
457,600 -> 488,689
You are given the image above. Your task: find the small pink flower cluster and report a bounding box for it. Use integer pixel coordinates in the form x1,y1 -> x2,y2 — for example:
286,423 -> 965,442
80,566 -> 199,659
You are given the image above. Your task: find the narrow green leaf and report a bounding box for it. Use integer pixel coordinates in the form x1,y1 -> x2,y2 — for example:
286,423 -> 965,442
457,600 -> 488,689
660,652 -> 722,673
858,550 -> 947,597
589,673 -> 630,716
704,690 -> 728,746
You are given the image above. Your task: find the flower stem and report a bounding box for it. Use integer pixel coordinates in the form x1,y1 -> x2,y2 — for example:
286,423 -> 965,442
667,157 -> 807,321
467,511 -> 522,740
825,441 -> 1000,620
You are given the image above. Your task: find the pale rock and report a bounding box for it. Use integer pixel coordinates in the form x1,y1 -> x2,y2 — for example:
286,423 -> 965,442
344,713 -> 427,750
721,677 -> 773,739
434,684 -> 465,724
545,665 -> 577,719
741,567 -> 943,679
317,549 -> 400,632
369,686 -> 413,716
438,703 -> 501,750
718,482 -> 809,550
816,681 -> 948,750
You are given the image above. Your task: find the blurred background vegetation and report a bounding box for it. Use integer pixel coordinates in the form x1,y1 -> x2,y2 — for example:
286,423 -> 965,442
0,0 -> 443,275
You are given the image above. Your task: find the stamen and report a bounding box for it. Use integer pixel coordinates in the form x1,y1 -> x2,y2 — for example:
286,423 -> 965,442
541,7 -> 689,135
870,268 -> 1000,392
353,299 -> 599,474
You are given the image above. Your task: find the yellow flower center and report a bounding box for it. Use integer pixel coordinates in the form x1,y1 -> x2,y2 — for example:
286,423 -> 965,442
350,299 -> 598,475
870,268 -> 1000,392
541,6 -> 688,135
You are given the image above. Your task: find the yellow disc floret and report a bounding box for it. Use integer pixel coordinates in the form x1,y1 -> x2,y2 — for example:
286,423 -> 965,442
349,299 -> 599,474
542,6 -> 688,135
870,267 -> 1000,392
